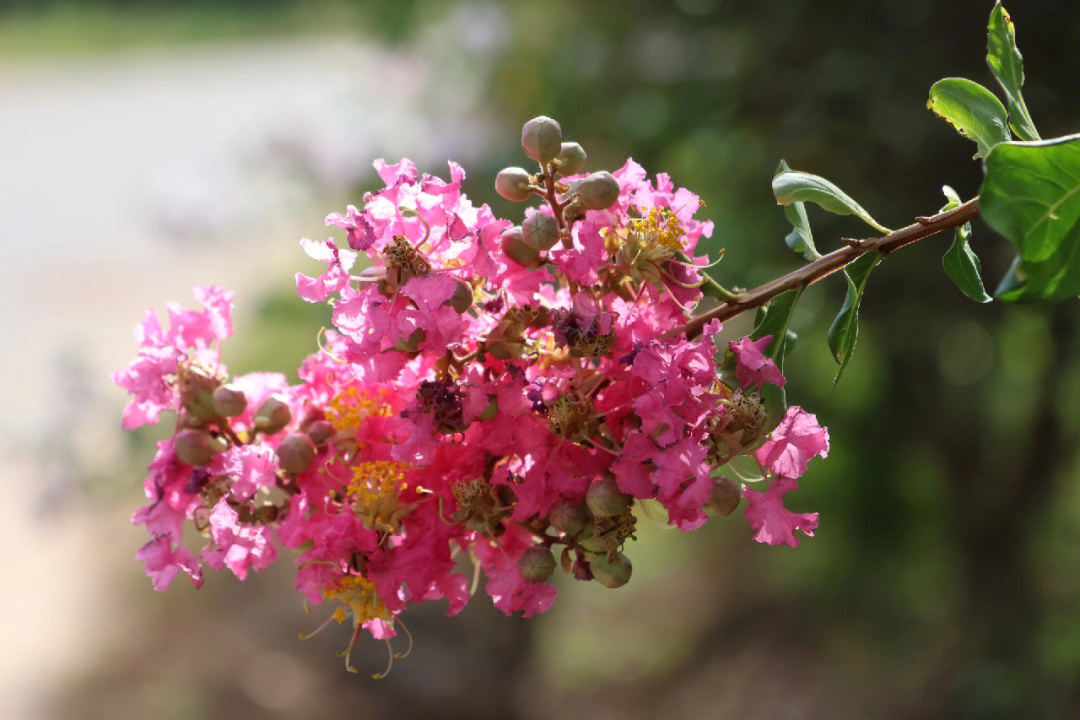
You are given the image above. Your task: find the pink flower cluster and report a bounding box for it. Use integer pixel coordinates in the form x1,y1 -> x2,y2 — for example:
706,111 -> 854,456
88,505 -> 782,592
114,145 -> 828,672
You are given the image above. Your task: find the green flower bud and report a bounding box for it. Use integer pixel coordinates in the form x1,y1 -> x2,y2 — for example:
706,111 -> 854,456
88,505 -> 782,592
180,370 -> 220,420
277,432 -> 317,474
705,475 -> 740,516
446,279 -> 473,313
556,142 -> 587,175
253,395 -> 292,435
174,428 -> 221,466
478,397 -> 499,421
517,545 -> 557,583
495,167 -> 533,202
522,211 -> 560,251
211,384 -> 247,418
576,171 -> 620,210
585,475 -> 630,518
548,499 -> 588,537
521,116 -> 562,163
588,551 -> 632,589
502,226 -> 542,267
306,419 -> 335,446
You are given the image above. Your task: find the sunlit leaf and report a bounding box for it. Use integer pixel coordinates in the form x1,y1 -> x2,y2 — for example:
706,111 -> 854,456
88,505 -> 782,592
772,169 -> 891,235
927,78 -> 1009,158
980,135 -> 1080,301
987,1 -> 1040,142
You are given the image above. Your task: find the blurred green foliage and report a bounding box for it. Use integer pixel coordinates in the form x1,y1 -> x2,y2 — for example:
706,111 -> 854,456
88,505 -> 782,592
22,0 -> 1080,717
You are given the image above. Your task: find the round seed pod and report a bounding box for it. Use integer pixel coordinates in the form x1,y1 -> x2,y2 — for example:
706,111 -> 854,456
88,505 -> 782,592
548,499 -> 589,537
253,395 -> 292,435
585,475 -> 631,518
576,171 -> 620,210
588,551 -> 632,589
501,226 -> 542,268
705,475 -> 741,516
556,142 -> 587,175
522,211 -> 560,251
517,546 -> 557,583
521,116 -> 562,163
174,428 -> 220,466
277,432 -> 317,474
211,384 -> 247,418
495,167 -> 533,202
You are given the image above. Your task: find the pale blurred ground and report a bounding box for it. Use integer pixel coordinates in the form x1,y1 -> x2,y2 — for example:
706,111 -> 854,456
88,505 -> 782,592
0,30 -> 501,719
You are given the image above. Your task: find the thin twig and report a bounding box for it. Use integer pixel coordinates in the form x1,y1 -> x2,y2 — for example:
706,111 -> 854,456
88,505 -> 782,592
666,197 -> 980,339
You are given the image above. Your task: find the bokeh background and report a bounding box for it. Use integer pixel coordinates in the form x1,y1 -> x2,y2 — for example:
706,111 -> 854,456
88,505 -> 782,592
4,0 -> 1080,718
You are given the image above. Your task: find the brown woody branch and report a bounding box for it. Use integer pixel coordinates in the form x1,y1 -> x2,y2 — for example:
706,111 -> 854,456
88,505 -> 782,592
668,197 -> 981,339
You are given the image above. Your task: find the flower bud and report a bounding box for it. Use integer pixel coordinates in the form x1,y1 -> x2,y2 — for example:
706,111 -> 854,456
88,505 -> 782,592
586,475 -> 631,518
501,226 -> 542,268
253,395 -> 291,435
277,432 -> 316,474
556,142 -> 587,175
521,116 -> 562,163
548,499 -> 588,537
180,370 -> 220,420
211,384 -> 247,417
446,279 -> 473,313
576,171 -> 619,210
495,167 -> 533,202
705,475 -> 740,516
517,545 -> 557,583
305,419 -> 335,446
174,428 -> 221,466
522,211 -> 560,251
588,551 -> 632,589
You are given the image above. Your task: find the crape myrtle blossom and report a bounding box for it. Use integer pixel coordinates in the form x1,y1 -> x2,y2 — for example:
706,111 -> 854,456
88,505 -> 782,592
114,117 -> 829,676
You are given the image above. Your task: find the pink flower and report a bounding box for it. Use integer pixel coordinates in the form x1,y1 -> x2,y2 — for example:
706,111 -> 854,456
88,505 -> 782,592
136,536 -> 203,591
729,335 -> 786,388
201,500 -> 278,581
755,405 -> 830,479
741,478 -> 819,547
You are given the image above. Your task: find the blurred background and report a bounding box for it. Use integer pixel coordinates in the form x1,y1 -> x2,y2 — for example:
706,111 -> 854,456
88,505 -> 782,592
3,0 -> 1080,717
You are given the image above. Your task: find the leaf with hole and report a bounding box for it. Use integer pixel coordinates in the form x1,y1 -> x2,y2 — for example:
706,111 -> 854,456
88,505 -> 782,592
987,1 -> 1040,141
927,78 -> 1009,159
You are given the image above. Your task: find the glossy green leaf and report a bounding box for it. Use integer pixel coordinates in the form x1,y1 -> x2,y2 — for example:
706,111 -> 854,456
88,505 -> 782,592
772,169 -> 891,235
926,78 -> 1009,159
775,160 -> 820,260
980,135 -> 1080,301
750,288 -> 802,424
827,251 -> 881,385
987,2 -> 1040,141
939,186 -> 991,303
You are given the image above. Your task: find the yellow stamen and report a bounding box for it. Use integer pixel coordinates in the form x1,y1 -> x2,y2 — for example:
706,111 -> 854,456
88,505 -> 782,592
326,386 -> 394,433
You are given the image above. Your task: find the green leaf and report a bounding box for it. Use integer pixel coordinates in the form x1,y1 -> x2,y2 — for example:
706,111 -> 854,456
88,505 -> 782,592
927,78 -> 1010,159
939,186 -> 991,303
980,135 -> 1080,301
827,252 -> 881,385
749,288 -> 801,425
772,169 -> 891,235
987,2 -> 1040,142
775,160 -> 820,260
